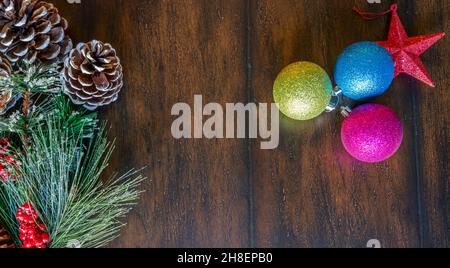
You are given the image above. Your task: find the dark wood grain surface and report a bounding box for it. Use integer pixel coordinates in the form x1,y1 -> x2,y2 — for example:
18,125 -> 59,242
52,0 -> 449,248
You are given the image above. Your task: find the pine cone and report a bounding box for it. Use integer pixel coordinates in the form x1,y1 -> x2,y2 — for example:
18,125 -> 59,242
0,56 -> 18,114
63,40 -> 123,111
0,0 -> 73,64
0,225 -> 15,248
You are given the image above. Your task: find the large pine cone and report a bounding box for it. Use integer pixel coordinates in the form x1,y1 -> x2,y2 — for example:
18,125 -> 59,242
0,226 -> 15,248
0,0 -> 73,64
0,56 -> 18,114
63,40 -> 123,111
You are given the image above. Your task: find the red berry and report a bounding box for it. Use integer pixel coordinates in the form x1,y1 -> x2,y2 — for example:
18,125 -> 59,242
28,232 -> 37,240
19,233 -> 26,241
16,213 -> 24,221
24,218 -> 34,225
38,223 -> 46,230
41,233 -> 50,243
36,243 -> 46,249
32,238 -> 42,246
16,202 -> 50,248
22,203 -> 33,211
5,156 -> 13,163
22,241 -> 34,248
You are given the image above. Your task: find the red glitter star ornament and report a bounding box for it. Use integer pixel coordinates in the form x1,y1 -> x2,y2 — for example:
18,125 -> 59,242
374,4 -> 445,87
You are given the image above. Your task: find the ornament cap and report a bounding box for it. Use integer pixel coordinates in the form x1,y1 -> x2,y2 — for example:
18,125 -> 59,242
340,106 -> 352,118
325,86 -> 343,112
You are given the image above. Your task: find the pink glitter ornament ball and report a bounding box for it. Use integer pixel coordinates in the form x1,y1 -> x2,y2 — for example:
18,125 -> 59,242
341,104 -> 403,163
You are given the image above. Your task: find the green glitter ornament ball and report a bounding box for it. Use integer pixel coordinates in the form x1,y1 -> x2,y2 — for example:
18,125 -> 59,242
273,61 -> 333,121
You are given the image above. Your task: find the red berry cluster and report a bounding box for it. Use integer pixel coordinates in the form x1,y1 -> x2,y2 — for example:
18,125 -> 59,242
0,138 -> 20,182
16,203 -> 50,248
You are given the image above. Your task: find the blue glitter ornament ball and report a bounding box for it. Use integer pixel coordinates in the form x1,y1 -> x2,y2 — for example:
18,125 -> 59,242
334,41 -> 394,101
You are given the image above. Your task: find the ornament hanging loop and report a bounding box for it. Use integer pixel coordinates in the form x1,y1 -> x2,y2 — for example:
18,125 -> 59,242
352,4 -> 397,20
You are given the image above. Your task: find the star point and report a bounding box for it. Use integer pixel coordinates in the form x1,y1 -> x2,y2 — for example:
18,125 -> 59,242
375,10 -> 445,87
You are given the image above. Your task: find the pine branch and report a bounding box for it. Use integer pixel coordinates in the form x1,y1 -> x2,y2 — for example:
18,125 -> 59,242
0,62 -> 65,137
0,63 -> 62,96
0,95 -> 98,140
0,105 -> 144,248
0,60 -> 144,248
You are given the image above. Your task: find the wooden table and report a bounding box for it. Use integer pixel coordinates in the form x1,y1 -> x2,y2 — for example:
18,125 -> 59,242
53,0 -> 449,248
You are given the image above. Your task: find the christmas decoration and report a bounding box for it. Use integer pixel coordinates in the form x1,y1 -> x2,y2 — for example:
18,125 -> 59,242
273,61 -> 332,120
375,5 -> 445,87
334,41 -> 394,101
0,138 -> 19,182
0,0 -> 72,64
63,40 -> 124,111
0,224 -> 14,248
0,76 -> 143,248
341,103 -> 403,163
16,203 -> 50,248
0,2 -> 142,249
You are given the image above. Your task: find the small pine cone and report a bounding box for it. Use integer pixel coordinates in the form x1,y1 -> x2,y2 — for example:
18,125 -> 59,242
0,0 -> 73,64
63,40 -> 123,110
0,225 -> 15,248
0,56 -> 18,114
